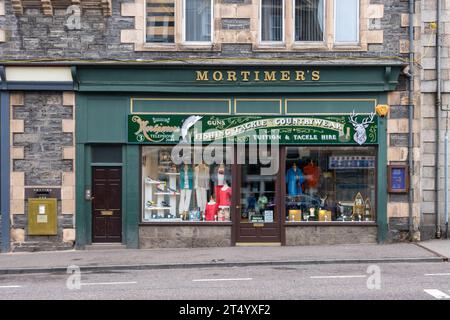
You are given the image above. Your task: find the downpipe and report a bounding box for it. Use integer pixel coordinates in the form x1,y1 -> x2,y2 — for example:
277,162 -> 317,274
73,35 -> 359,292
435,0 -> 442,239
407,0 -> 414,240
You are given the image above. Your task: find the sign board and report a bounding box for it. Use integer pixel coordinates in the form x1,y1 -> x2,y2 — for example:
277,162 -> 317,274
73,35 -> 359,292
388,165 -> 409,193
128,114 -> 378,145
329,156 -> 376,169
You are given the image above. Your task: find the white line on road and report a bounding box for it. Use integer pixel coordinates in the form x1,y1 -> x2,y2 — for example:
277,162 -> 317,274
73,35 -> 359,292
193,278 -> 253,282
0,285 -> 22,289
310,275 -> 367,279
425,273 -> 450,276
424,289 -> 450,299
80,281 -> 137,286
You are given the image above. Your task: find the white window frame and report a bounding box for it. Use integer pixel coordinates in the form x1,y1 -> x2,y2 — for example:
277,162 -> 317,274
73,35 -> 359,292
292,0 -> 326,44
182,0 -> 214,45
144,0 -> 177,45
259,0 -> 285,45
333,0 -> 360,45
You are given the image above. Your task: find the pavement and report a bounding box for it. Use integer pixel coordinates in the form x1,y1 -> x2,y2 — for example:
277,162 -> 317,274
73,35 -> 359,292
0,241 -> 448,274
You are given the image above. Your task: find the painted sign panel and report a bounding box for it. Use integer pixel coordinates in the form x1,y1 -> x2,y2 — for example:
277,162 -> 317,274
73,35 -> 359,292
388,165 -> 409,193
128,113 -> 378,145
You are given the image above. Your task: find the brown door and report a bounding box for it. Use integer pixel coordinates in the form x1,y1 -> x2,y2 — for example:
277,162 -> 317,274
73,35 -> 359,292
235,150 -> 282,243
92,167 -> 122,243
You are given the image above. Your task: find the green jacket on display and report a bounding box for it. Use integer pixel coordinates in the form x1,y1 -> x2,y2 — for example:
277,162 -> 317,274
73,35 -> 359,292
179,165 -> 193,190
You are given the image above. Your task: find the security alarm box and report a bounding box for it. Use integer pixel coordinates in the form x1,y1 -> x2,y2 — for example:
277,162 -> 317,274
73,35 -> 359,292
28,198 -> 57,235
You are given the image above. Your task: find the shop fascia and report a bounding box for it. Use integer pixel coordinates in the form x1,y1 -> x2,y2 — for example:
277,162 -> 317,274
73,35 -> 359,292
195,69 -> 321,82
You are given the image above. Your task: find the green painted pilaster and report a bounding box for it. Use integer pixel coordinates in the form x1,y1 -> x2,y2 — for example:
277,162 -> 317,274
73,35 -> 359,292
377,95 -> 388,243
125,145 -> 140,248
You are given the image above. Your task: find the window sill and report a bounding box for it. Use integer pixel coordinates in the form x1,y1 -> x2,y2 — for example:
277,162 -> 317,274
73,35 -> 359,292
332,44 -> 366,51
140,221 -> 233,226
284,221 -> 377,226
292,43 -> 328,50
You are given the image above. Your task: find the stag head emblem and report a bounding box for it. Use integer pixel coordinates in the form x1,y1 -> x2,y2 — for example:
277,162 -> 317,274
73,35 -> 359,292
348,111 -> 376,145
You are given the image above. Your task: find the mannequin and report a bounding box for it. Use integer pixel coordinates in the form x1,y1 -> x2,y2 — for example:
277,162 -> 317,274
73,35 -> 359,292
303,159 -> 321,196
179,164 -> 193,218
205,196 -> 218,221
213,163 -> 230,203
194,162 -> 210,213
218,182 -> 232,207
286,163 -> 304,196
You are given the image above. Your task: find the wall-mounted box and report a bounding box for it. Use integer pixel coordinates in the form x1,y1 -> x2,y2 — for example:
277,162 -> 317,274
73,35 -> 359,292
28,198 -> 57,235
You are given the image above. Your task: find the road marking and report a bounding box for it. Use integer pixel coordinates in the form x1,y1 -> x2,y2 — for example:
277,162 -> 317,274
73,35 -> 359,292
193,278 -> 253,282
310,275 -> 366,279
0,285 -> 22,289
80,281 -> 137,286
424,289 -> 450,299
425,273 -> 450,276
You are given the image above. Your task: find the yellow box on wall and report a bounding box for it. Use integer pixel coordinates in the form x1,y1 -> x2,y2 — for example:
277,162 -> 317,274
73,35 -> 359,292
28,198 -> 57,235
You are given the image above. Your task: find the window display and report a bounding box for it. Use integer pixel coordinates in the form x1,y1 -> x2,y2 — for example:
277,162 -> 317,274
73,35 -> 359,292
142,146 -> 232,222
285,146 -> 376,222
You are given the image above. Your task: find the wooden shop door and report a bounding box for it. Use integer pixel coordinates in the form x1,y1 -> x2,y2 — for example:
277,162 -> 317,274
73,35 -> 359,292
92,167 -> 122,243
234,149 -> 282,244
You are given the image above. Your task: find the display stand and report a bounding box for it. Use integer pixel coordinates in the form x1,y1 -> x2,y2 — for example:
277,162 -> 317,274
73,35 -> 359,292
144,172 -> 180,221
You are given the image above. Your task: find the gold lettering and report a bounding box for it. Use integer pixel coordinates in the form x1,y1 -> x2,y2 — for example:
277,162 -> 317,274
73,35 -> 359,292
196,71 -> 209,81
312,70 -> 320,81
264,71 -> 277,81
227,71 -> 237,81
254,71 -> 260,81
213,71 -> 223,81
295,71 -> 305,81
280,71 -> 290,81
241,71 -> 250,81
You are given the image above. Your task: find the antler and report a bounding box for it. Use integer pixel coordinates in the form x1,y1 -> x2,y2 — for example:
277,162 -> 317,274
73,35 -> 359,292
348,110 -> 358,125
361,112 -> 376,126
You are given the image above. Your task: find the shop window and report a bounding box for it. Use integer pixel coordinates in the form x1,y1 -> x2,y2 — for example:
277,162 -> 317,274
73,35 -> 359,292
285,146 -> 376,222
91,145 -> 122,163
183,0 -> 213,43
334,0 -> 359,43
142,146 -> 232,222
261,0 -> 284,43
146,0 -> 175,43
294,0 -> 324,42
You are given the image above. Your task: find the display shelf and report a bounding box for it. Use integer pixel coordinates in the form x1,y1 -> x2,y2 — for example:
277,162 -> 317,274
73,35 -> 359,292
144,179 -> 164,185
145,207 -> 172,210
155,192 -> 180,196
158,172 -> 180,176
144,218 -> 183,222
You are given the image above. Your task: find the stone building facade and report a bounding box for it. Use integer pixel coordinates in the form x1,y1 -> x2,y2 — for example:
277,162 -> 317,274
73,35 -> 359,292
0,0 -> 444,251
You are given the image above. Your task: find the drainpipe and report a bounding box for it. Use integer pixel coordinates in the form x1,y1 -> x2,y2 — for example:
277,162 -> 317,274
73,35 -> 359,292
407,0 -> 414,240
435,0 -> 442,238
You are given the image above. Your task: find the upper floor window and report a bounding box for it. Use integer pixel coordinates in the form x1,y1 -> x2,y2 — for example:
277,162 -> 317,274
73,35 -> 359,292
334,0 -> 359,43
146,0 -> 175,43
295,0 -> 324,42
184,0 -> 213,43
261,0 -> 284,43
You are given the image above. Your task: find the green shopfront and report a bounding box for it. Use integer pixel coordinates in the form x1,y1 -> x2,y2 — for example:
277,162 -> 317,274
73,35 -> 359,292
74,65 -> 401,249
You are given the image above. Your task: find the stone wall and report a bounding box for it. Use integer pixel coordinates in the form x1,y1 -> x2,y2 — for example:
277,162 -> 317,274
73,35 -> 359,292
285,225 -> 378,245
139,226 -> 232,248
9,91 -> 76,252
0,0 -> 409,61
416,0 -> 450,240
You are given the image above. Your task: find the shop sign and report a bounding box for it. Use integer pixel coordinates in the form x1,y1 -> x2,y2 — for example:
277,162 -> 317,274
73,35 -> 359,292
329,156 -> 376,169
128,113 -> 378,145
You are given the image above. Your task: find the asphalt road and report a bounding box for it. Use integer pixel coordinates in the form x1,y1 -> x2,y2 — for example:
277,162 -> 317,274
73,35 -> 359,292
0,262 -> 449,300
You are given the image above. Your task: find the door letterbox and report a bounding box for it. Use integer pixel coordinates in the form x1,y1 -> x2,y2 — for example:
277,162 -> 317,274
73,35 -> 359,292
28,198 -> 57,235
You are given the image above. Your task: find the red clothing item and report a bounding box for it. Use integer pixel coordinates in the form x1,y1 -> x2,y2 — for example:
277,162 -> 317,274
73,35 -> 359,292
205,202 -> 218,221
303,163 -> 321,188
218,187 -> 232,206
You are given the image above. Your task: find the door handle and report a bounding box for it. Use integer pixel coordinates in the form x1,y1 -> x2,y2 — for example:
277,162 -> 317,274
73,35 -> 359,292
236,205 -> 240,209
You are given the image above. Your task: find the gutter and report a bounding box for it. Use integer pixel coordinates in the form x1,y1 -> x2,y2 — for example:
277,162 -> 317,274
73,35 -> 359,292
435,0 -> 442,238
408,0 -> 414,240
